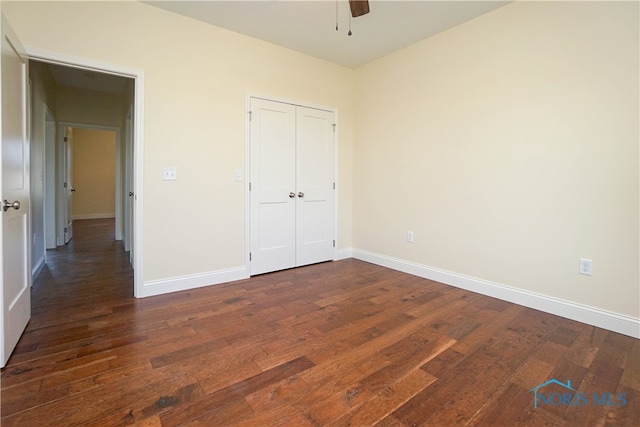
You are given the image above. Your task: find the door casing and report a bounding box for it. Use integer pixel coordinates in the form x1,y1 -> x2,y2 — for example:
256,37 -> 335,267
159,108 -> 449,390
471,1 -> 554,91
27,47 -> 145,297
62,126 -> 73,244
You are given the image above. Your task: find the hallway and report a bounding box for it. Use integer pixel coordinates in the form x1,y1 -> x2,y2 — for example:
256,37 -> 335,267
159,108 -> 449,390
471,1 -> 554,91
29,219 -> 133,331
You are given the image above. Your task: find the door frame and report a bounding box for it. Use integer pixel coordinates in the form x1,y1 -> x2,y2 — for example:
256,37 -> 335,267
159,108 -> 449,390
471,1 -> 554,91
61,126 -> 73,244
244,92 -> 339,277
27,47 -> 145,297
124,104 -> 133,255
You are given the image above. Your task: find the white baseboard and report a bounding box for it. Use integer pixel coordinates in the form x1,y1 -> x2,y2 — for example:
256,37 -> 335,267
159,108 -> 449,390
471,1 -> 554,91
335,247 -> 353,260
142,267 -> 248,298
73,213 -> 115,220
352,249 -> 640,339
32,254 -> 46,279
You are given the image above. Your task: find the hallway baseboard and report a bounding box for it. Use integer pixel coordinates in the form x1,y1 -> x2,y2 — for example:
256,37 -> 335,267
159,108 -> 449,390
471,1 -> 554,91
31,254 -> 46,279
72,213 -> 115,220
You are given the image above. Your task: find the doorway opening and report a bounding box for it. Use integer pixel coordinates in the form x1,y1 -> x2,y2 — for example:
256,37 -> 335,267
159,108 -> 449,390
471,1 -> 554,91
28,56 -> 144,297
62,126 -> 118,236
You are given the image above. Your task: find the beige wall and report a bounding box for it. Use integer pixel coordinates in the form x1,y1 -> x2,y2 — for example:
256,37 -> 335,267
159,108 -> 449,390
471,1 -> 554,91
3,1 -> 355,282
354,1 -> 639,318
71,128 -> 116,219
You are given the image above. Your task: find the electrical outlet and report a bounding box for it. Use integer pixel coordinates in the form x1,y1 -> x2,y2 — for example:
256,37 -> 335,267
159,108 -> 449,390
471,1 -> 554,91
579,258 -> 592,276
407,231 -> 414,243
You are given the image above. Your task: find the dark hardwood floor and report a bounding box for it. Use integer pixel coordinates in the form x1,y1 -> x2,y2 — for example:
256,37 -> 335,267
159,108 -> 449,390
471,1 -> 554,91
1,219 -> 638,426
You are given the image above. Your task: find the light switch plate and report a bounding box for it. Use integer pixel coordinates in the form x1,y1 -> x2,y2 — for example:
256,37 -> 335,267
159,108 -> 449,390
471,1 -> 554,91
163,167 -> 177,181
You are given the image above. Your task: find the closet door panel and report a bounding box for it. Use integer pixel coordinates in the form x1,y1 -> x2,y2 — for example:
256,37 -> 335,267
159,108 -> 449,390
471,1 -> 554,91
295,106 -> 335,267
250,98 -> 297,275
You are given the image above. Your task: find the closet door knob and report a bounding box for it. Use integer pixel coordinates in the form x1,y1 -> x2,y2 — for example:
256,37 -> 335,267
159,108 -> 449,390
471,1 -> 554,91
298,192 -> 304,198
289,192 -> 296,198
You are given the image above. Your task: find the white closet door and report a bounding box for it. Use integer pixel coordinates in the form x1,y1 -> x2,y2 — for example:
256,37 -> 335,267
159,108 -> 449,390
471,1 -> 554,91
249,98 -> 297,275
249,98 -> 335,275
295,106 -> 335,267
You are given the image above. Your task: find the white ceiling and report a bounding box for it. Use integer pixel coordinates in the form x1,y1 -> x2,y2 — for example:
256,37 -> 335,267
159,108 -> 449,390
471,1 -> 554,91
46,62 -> 129,94
145,0 -> 512,69
40,1 -> 511,92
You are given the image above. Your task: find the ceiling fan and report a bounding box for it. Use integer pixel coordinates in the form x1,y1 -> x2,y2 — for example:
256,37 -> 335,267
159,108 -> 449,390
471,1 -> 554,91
349,0 -> 370,18
339,0 -> 369,36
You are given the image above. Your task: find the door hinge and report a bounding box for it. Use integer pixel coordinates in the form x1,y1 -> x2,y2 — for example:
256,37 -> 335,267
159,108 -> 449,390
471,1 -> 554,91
64,137 -> 68,142
64,227 -> 68,233
332,124 -> 336,133
333,182 -> 336,190
333,240 -> 336,247
249,182 -> 252,191
248,111 -> 252,122
249,252 -> 252,261
64,182 -> 68,188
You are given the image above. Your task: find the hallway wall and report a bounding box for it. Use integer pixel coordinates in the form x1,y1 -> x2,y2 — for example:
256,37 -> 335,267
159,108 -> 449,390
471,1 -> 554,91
71,128 -> 116,220
29,61 -> 57,273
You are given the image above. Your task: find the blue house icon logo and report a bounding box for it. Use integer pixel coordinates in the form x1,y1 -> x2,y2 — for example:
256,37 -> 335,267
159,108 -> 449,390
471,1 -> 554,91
529,379 -> 576,409
529,378 -> 628,408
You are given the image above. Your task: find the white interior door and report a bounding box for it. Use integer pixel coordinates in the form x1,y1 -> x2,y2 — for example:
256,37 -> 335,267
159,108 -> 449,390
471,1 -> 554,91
249,98 -> 296,275
1,13 -> 31,368
63,127 -> 73,243
249,98 -> 335,276
295,106 -> 335,266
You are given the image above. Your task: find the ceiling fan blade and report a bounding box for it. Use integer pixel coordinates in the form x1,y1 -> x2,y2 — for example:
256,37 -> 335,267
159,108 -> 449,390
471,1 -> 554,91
349,0 -> 370,18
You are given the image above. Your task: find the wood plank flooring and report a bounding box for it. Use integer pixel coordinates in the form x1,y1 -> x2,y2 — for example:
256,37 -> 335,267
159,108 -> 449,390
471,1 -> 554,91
1,219 -> 638,426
